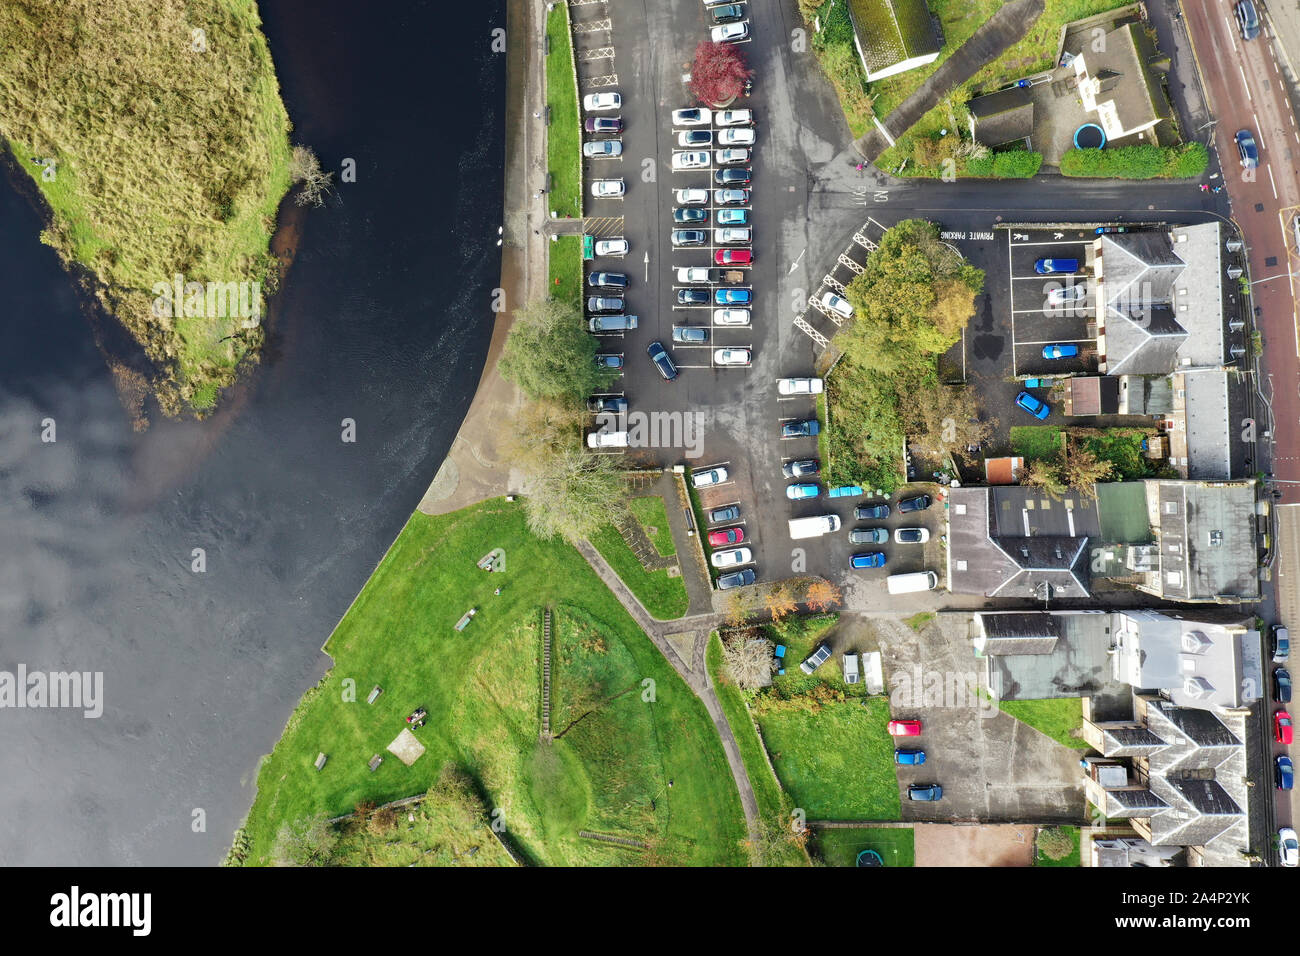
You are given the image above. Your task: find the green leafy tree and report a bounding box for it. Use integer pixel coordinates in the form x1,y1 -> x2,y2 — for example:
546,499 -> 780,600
905,382 -> 996,464
499,297 -> 609,407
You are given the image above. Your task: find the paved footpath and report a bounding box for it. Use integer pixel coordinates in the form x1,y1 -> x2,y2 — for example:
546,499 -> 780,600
575,540 -> 761,841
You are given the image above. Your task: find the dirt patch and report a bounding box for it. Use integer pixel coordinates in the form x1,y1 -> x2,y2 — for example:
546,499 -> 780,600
913,823 -> 1034,866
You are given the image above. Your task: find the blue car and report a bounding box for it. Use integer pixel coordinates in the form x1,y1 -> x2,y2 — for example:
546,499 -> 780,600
828,485 -> 865,498
1015,390 -> 1051,419
1278,755 -> 1295,790
1034,258 -> 1079,274
855,503 -> 890,520
908,784 -> 943,801
850,552 -> 886,569
715,288 -> 752,305
716,208 -> 748,225
717,568 -> 756,590
1042,343 -> 1079,359
895,749 -> 926,765
709,504 -> 740,524
786,483 -> 820,500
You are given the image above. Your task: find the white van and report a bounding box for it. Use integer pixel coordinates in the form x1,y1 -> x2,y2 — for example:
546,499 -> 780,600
788,515 -> 840,539
886,571 -> 938,594
587,430 -> 629,449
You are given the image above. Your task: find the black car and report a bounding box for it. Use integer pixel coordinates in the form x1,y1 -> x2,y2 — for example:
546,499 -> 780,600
584,116 -> 623,134
709,504 -> 740,524
1236,0 -> 1260,40
717,568 -> 756,590
1277,667 -> 1293,704
898,494 -> 932,513
587,396 -> 628,415
673,207 -> 709,224
587,271 -> 628,289
648,341 -> 678,381
714,167 -> 751,186
676,288 -> 710,306
855,502 -> 891,520
710,2 -> 745,24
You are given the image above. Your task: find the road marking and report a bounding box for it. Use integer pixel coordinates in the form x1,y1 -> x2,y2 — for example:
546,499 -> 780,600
1254,113 -> 1263,145
1007,230 -> 1018,377
1241,65 -> 1253,102
1270,163 -> 1279,199
789,247 -> 806,274
1015,338 -> 1095,346
1227,15 -> 1238,54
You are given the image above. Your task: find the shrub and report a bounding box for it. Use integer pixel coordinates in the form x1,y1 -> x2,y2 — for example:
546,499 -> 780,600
991,150 -> 1043,178
1059,143 -> 1208,179
1037,827 -> 1075,861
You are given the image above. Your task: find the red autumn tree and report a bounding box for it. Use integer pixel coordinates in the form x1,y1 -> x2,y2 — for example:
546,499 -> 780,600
689,41 -> 752,106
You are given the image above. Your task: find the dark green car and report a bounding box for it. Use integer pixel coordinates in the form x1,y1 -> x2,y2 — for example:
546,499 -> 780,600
711,3 -> 745,24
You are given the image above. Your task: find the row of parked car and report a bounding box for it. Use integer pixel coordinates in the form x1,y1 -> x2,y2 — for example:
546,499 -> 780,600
701,0 -> 751,43
690,466 -> 758,589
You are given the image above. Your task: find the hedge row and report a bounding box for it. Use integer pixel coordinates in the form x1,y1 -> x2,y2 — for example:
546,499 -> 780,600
965,151 -> 1044,179
1059,143 -> 1209,179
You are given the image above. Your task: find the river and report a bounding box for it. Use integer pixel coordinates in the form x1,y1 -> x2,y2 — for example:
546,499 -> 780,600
0,0 -> 505,864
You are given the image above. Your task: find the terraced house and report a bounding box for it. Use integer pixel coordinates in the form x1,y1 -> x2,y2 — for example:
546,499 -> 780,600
845,0 -> 941,82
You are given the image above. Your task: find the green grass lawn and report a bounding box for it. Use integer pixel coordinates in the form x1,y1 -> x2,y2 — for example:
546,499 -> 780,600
589,523 -> 689,621
765,615 -> 866,700
628,496 -> 676,558
707,635 -> 809,866
813,826 -> 915,867
544,5 -> 582,218
1010,425 -> 1066,461
548,235 -> 583,312
757,697 -> 900,820
1035,825 -> 1082,866
236,500 -> 744,866
999,697 -> 1090,749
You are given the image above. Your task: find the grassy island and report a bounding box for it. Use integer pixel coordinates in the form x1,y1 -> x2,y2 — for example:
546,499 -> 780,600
0,0 -> 294,414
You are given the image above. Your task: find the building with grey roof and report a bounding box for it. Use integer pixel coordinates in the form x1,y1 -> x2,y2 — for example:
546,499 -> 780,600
1138,480 -> 1259,603
845,0 -> 941,82
1081,696 -> 1250,866
1091,836 -> 1182,866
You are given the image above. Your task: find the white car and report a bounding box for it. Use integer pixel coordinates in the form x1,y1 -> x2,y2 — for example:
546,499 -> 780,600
716,227 -> 750,244
715,348 -> 751,366
671,107 -> 712,127
716,109 -> 753,126
715,148 -> 749,165
692,466 -> 729,488
1047,283 -> 1087,305
676,188 -> 709,205
712,21 -> 749,42
819,291 -> 854,319
711,547 -> 753,569
678,130 -> 713,147
586,430 -> 628,448
778,377 -> 823,395
583,92 -> 622,112
714,308 -> 750,325
718,128 -> 755,146
715,188 -> 749,205
594,238 -> 629,257
1280,827 -> 1299,867
672,150 -> 711,170
678,267 -> 713,283
592,179 -> 625,198
584,140 -> 622,159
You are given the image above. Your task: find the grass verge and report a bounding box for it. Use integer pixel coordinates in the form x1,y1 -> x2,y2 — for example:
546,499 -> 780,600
544,4 -> 582,219
629,496 -> 677,558
548,235 -> 583,312
589,523 -> 689,621
999,697 -> 1090,749
237,500 -> 743,865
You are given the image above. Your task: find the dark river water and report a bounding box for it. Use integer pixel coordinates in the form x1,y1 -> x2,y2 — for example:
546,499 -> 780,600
0,0 -> 505,864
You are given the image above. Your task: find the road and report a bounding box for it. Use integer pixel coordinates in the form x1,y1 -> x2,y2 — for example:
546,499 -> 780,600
1181,0 -> 1299,866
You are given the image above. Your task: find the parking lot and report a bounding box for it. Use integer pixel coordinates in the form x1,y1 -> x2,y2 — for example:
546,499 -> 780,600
1006,227 -> 1100,378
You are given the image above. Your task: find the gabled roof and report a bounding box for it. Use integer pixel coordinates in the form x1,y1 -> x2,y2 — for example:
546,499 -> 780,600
846,0 -> 940,75
975,612 -> 1060,655
1099,234 -> 1190,375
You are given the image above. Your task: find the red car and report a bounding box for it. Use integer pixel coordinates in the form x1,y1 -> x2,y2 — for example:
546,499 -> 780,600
715,248 -> 752,265
708,526 -> 745,547
887,719 -> 922,737
1277,709 -> 1294,745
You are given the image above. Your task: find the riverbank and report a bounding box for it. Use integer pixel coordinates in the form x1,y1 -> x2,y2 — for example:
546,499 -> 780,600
0,0 -> 293,415
418,0 -> 547,515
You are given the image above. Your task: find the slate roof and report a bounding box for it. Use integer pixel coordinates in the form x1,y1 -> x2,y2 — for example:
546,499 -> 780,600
846,0 -> 940,75
969,87 -> 1035,148
975,612 -> 1060,655
1099,234 -> 1190,375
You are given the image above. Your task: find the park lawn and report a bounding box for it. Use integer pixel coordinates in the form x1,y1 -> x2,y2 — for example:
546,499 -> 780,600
707,635 -> 809,866
813,826 -> 915,867
629,496 -> 677,558
590,524 -> 689,621
237,500 -> 744,866
1035,825 -> 1082,866
1000,697 -> 1090,749
544,4 -> 582,219
549,235 -> 583,312
757,697 -> 900,820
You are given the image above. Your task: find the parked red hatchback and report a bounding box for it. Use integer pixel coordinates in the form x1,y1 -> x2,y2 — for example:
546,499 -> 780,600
707,526 -> 745,547
1277,709 -> 1293,745
887,719 -> 922,736
715,248 -> 752,265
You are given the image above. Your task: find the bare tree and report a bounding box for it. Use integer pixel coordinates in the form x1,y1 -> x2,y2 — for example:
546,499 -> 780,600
721,631 -> 774,691
290,145 -> 334,207
271,811 -> 337,867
